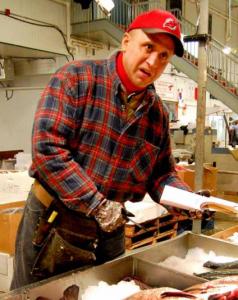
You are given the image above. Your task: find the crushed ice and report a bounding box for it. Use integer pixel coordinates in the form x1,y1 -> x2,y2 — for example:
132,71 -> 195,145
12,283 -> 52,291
158,247 -> 238,275
82,280 -> 140,300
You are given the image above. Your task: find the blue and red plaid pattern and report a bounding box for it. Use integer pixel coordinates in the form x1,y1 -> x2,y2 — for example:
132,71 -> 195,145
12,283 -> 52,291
29,52 -> 190,215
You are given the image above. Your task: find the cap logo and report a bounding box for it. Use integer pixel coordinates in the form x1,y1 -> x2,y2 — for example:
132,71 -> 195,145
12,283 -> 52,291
163,18 -> 177,31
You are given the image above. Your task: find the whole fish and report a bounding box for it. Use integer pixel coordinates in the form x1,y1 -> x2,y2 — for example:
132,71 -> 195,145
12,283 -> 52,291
123,286 -> 238,300
35,285 -> 79,300
194,269 -> 238,280
60,285 -> 79,300
184,276 -> 238,300
123,276 -> 238,300
203,260 -> 238,269
184,275 -> 238,292
122,276 -> 152,290
122,287 -> 196,300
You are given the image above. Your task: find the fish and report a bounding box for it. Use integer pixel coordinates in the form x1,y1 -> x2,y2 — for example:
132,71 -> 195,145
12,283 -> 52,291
36,285 -> 79,300
184,276 -> 238,293
203,260 -> 238,269
122,276 -> 153,290
123,276 -> 238,300
184,276 -> 238,300
61,285 -> 79,300
122,287 -> 192,300
194,269 -> 238,280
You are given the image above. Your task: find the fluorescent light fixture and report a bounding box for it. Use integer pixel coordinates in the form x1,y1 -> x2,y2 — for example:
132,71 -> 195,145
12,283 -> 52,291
94,0 -> 115,17
223,47 -> 231,54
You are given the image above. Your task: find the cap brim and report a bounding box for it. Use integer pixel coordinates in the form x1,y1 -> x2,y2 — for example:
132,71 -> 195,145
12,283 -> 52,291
142,28 -> 184,57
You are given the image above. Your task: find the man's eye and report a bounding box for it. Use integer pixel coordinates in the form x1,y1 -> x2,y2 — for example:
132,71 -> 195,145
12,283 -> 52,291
146,45 -> 152,50
161,53 -> 168,59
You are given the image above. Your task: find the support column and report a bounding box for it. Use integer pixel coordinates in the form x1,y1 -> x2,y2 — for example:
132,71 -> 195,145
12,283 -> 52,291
193,0 -> 209,234
194,0 -> 209,192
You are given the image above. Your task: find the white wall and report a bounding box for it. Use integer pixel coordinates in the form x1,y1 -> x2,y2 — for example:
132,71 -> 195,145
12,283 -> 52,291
155,64 -> 203,126
0,90 -> 39,152
0,0 -> 69,55
0,46 -> 118,153
183,0 -> 238,49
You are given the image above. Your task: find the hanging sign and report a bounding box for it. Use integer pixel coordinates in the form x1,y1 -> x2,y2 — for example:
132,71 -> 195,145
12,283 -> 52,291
154,81 -> 174,100
177,88 -> 184,107
195,87 -> 198,100
187,83 -> 195,101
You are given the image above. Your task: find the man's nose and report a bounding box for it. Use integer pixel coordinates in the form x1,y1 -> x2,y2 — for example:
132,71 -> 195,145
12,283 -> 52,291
146,53 -> 159,68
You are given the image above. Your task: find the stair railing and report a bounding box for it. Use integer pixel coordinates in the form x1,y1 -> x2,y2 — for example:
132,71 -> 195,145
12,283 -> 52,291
207,43 -> 237,93
108,0 -> 162,31
169,8 -> 238,94
90,1 -> 237,95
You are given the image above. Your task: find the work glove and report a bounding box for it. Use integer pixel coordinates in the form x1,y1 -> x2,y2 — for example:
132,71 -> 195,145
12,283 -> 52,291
169,190 -> 215,221
92,200 -> 127,233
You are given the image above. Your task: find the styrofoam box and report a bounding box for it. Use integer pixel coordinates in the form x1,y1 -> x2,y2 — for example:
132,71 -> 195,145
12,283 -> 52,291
0,252 -> 14,292
125,194 -> 168,224
15,164 -> 31,171
15,153 -> 32,164
0,171 -> 34,203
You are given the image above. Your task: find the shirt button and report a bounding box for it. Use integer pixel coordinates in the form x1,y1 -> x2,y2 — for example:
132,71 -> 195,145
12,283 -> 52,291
102,179 -> 107,184
113,154 -> 117,159
121,104 -> 125,110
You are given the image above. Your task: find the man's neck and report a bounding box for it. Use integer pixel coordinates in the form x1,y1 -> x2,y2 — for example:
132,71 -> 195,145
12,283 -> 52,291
116,52 -> 144,96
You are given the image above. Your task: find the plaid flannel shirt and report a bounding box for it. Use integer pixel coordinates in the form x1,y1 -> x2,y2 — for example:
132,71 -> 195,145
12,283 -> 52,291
29,52 -> 190,215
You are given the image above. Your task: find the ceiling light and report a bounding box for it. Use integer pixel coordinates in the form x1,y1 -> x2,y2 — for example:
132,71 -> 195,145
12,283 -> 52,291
223,47 -> 231,54
94,0 -> 115,17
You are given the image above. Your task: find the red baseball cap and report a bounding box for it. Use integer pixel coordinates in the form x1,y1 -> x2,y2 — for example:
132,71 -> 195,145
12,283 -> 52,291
127,9 -> 184,57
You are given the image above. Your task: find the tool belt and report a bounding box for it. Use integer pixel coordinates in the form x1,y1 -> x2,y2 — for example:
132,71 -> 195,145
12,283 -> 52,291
31,180 -> 99,277
32,180 -> 54,208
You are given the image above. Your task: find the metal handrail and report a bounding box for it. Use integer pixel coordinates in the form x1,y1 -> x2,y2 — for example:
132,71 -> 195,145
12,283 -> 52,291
90,1 -> 237,92
109,0 -> 162,31
169,8 -> 238,91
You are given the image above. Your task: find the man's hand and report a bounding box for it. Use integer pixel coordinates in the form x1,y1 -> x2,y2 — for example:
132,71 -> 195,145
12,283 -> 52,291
185,189 -> 215,220
169,190 -> 215,221
92,200 -> 127,233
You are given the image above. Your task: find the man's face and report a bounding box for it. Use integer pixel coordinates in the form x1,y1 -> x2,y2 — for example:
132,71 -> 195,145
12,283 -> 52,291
121,30 -> 175,88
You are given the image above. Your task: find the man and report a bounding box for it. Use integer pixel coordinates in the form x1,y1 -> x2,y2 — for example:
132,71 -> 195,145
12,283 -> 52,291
11,9 -> 212,290
231,120 -> 238,147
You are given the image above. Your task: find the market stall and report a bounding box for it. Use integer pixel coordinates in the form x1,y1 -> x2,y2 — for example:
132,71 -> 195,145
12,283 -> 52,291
1,231 -> 238,300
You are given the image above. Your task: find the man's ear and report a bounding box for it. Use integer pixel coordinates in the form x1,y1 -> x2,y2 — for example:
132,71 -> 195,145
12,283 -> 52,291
121,32 -> 130,51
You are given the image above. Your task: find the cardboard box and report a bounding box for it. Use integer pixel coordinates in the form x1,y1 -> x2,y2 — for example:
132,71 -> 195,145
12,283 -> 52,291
212,225 -> 238,243
0,171 -> 33,203
203,167 -> 218,190
176,165 -> 218,191
176,169 -> 195,190
210,189 -> 217,197
0,201 -> 25,254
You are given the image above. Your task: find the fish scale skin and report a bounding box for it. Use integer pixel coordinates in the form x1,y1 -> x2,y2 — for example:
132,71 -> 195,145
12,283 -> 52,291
123,276 -> 238,300
203,260 -> 238,270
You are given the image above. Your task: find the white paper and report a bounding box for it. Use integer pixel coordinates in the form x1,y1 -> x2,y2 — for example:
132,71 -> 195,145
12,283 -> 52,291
161,186 -> 238,214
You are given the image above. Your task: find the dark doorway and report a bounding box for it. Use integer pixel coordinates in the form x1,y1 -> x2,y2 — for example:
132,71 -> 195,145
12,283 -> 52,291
166,0 -> 182,11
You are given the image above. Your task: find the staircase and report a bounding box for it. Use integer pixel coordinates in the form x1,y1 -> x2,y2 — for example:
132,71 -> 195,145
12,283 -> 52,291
71,0 -> 238,113
170,9 -> 238,114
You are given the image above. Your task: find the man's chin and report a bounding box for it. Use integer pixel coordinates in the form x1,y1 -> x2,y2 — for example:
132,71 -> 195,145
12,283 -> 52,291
133,80 -> 151,89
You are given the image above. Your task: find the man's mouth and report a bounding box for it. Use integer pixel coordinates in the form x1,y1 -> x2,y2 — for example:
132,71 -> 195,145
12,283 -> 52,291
140,69 -> 151,76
